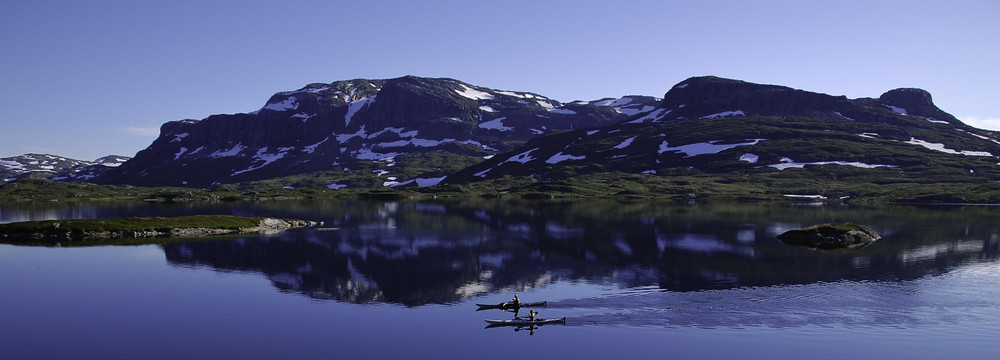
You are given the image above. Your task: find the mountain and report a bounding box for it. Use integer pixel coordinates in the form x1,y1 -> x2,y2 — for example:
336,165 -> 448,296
1,154 -> 129,181
95,76 -> 658,188
446,76 -> 1000,190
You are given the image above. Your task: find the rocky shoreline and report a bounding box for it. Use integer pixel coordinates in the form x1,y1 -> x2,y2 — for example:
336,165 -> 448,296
0,216 -> 319,242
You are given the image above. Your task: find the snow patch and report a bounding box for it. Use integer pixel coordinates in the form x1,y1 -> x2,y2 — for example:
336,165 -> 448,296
232,146 -> 294,175
905,138 -> 994,157
504,148 -> 538,164
389,176 -> 447,188
959,130 -> 1000,145
701,110 -> 745,119
210,144 -> 247,158
264,96 -> 298,112
302,137 -> 329,153
885,105 -> 907,115
660,139 -> 763,157
739,153 -> 759,163
455,85 -> 494,101
626,108 -> 671,124
920,116 -> 949,124
613,136 -> 638,149
291,113 -> 315,122
545,152 -> 586,164
479,117 -> 514,131
618,105 -> 656,116
548,108 -> 577,115
174,147 -> 187,160
171,133 -> 189,143
768,158 -> 897,170
345,97 -> 375,126
479,105 -> 496,113
833,111 -> 855,121
336,126 -> 369,142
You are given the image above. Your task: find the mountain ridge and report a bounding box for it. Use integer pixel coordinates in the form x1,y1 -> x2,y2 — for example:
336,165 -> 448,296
92,75 -> 659,188
1,154 -> 129,182
7,75 -> 1000,202
445,76 -> 1000,189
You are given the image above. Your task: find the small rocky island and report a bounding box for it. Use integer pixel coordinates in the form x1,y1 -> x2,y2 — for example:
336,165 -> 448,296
777,223 -> 880,250
0,215 -> 318,245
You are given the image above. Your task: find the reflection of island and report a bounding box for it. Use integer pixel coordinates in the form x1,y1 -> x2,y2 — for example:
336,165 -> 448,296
162,201 -> 1000,306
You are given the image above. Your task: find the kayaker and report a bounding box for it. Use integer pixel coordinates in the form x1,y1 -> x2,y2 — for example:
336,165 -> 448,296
511,294 -> 521,306
528,310 -> 542,321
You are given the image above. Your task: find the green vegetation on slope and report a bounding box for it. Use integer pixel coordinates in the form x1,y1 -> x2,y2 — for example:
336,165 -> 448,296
0,215 -> 263,234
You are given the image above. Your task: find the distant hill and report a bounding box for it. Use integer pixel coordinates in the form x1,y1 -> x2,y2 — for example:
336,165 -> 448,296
1,154 -> 129,181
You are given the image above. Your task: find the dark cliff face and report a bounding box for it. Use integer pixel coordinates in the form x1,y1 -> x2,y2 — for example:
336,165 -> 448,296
878,88 -> 957,124
96,76 -> 656,187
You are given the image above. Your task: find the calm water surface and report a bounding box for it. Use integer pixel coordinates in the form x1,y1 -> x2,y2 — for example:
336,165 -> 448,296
1,200 -> 998,359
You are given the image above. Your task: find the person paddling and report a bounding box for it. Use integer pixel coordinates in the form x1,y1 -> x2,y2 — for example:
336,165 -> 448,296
510,294 -> 521,306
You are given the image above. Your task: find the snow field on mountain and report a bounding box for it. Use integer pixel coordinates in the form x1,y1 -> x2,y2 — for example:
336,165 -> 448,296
658,139 -> 763,157
905,138 -> 994,157
264,96 -> 298,111
478,117 -> 513,131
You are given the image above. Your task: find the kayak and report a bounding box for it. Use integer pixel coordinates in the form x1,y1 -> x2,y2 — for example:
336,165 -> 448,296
475,301 -> 546,310
484,317 -> 566,326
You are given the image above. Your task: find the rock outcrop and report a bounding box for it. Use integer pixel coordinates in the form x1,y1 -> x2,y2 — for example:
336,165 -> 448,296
776,223 -> 881,250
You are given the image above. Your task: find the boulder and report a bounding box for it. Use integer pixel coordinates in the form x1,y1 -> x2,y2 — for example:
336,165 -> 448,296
777,223 -> 880,250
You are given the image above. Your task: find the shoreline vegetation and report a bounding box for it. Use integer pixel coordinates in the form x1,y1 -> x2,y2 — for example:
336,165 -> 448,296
0,215 -> 318,246
2,176 -> 1000,204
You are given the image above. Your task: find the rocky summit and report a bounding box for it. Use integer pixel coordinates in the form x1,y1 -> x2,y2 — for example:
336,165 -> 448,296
94,76 -> 657,188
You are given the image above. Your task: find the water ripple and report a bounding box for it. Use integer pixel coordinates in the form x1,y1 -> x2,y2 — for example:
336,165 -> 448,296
548,263 -> 1000,332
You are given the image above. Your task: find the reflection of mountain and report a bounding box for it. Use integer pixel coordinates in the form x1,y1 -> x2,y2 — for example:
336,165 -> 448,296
162,201 -> 1000,305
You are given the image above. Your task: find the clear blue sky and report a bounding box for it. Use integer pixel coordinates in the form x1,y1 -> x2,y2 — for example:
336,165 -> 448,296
2,0 -> 998,160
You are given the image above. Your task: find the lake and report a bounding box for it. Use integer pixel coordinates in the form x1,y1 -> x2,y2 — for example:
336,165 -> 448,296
1,199 -> 998,359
